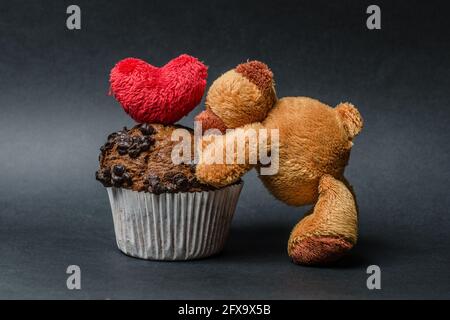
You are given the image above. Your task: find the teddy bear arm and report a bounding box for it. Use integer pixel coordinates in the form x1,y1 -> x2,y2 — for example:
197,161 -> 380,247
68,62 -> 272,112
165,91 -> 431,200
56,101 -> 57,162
196,163 -> 252,188
287,174 -> 358,265
195,122 -> 266,188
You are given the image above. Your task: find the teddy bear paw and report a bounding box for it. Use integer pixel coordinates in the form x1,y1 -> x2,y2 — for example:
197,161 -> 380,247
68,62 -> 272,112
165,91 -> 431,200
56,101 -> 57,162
288,235 -> 354,266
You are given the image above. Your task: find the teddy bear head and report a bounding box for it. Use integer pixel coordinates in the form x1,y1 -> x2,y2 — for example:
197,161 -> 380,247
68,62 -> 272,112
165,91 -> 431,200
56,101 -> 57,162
195,61 -> 277,133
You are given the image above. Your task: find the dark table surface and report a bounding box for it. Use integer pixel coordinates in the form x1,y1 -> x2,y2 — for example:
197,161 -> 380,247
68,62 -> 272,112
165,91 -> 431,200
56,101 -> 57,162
1,0 -> 449,299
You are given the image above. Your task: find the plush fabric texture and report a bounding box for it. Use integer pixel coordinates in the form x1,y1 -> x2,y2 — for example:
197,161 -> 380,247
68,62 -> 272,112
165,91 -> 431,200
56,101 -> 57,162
235,61 -> 274,95
205,69 -> 276,128
287,175 -> 358,265
110,54 -> 207,125
260,97 -> 353,206
195,109 -> 227,134
289,235 -> 354,265
196,122 -> 264,186
195,60 -> 363,266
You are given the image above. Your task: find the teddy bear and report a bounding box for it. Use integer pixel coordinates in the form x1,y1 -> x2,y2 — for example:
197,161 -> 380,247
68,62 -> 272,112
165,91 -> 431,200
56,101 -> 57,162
194,61 -> 363,265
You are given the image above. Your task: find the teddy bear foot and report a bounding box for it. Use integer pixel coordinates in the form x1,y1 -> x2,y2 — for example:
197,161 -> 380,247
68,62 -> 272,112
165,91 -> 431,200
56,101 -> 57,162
287,175 -> 358,266
289,235 -> 354,266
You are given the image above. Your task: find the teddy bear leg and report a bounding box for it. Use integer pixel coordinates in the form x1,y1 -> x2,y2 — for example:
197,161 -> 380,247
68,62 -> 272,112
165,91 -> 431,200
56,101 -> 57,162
287,175 -> 358,265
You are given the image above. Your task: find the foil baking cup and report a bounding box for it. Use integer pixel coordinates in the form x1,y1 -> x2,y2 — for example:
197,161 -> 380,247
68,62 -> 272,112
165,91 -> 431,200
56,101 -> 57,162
106,183 -> 243,260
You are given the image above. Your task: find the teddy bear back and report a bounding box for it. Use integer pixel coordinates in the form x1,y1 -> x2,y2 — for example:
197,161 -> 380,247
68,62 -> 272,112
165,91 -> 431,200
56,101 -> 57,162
259,97 -> 363,206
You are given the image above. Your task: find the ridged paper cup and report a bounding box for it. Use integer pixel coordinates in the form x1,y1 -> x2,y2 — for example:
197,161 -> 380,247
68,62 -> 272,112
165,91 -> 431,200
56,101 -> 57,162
106,182 -> 243,260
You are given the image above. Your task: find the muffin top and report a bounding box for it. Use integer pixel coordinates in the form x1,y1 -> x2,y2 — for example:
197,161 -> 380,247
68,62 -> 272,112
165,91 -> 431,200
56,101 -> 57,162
96,124 -> 215,194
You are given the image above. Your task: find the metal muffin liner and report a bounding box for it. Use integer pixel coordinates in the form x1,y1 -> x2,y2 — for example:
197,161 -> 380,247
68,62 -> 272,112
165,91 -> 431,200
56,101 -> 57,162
106,182 -> 243,260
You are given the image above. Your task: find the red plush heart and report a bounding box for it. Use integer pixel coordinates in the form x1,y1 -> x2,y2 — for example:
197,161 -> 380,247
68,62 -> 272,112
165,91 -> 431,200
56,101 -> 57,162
110,54 -> 208,124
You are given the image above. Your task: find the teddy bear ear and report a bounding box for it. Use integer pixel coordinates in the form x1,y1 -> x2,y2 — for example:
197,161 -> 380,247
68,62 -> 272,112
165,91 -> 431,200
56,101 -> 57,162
335,102 -> 363,138
235,61 -> 274,94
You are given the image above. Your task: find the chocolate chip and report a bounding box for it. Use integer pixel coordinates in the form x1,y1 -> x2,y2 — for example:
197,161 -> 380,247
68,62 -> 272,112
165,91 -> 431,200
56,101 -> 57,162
107,132 -> 118,141
102,164 -> 133,188
123,173 -> 132,185
112,164 -> 125,176
147,174 -> 160,187
150,184 -> 166,195
140,142 -> 150,152
140,137 -> 155,152
95,168 -> 112,187
128,147 -> 140,158
117,140 -> 130,155
139,124 -> 155,136
163,172 -> 176,180
112,176 -> 124,187
172,173 -> 189,190
119,135 -> 131,143
139,137 -> 155,151
117,130 -> 127,137
145,174 -> 165,193
189,178 -> 202,188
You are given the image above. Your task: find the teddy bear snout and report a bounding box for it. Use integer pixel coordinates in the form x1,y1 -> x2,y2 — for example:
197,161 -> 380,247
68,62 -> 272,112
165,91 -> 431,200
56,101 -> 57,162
195,109 -> 227,134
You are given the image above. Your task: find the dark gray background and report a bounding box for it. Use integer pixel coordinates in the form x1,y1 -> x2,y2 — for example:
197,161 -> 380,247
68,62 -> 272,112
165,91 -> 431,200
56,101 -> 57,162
0,0 -> 449,299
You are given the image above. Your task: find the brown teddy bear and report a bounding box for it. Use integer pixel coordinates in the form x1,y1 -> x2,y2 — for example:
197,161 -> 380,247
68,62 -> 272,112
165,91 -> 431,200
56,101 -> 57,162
194,61 -> 363,266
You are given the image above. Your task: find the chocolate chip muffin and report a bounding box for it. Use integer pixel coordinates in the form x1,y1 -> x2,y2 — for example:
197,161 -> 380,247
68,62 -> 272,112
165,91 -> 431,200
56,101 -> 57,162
96,123 -> 214,194
96,123 -> 243,261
